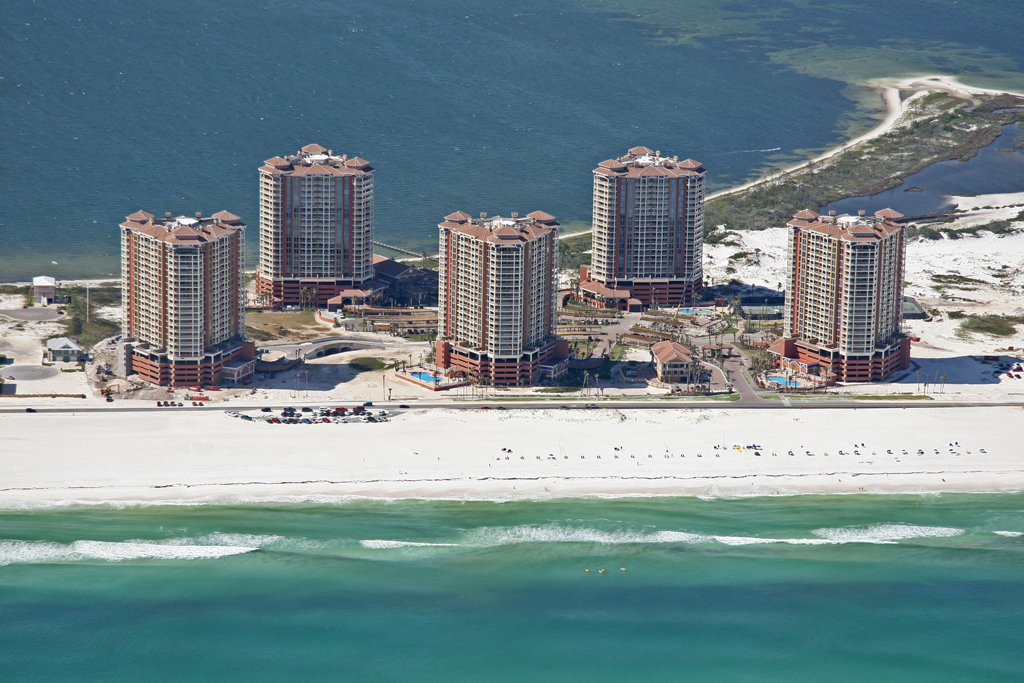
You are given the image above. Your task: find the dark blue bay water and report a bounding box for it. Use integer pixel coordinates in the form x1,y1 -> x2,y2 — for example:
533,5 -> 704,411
1,495 -> 1024,682
2,0 -> 1024,280
825,122 -> 1024,217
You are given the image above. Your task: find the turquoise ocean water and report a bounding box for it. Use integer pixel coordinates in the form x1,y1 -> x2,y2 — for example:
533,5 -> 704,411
2,495 -> 1023,681
4,3 -> 1024,676
2,0 -> 1024,280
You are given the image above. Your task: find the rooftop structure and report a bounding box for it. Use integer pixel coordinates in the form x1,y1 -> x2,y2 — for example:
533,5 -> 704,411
581,147 -> 706,309
120,210 -> 254,386
435,211 -> 565,386
255,144 -> 374,307
770,208 -> 909,383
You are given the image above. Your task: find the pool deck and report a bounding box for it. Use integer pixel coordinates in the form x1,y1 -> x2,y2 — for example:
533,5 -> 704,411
395,368 -> 470,391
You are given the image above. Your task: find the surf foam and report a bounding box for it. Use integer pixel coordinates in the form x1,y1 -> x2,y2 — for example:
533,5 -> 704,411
812,524 -> 964,544
360,540 -> 460,549
0,539 -> 258,565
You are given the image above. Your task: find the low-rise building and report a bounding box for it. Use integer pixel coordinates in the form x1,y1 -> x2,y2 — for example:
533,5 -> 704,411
46,337 -> 85,363
650,340 -> 696,384
33,276 -> 55,305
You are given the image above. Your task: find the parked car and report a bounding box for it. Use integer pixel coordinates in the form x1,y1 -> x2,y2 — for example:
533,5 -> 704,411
363,401 -> 373,406
399,405 -> 410,409
261,407 -> 272,412
25,408 -> 37,413
301,407 -> 313,413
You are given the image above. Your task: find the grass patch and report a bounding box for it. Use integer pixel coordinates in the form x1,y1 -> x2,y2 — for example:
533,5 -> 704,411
946,310 -> 967,319
348,357 -> 393,372
52,284 -> 121,350
847,394 -> 933,401
959,314 -> 1024,337
559,231 -> 593,274
931,273 -> 988,288
245,310 -> 321,341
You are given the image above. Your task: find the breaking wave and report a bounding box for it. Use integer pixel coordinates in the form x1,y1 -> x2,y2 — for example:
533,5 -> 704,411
462,525 -> 707,546
812,524 -> 964,543
724,146 -> 783,154
0,539 -> 258,565
360,540 -> 460,549
455,523 -> 969,547
994,530 -> 1023,537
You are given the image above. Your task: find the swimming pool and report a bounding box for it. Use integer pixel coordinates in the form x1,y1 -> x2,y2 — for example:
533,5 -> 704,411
768,376 -> 801,388
412,371 -> 441,384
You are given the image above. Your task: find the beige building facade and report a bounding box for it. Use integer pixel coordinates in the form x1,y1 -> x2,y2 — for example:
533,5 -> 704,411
435,211 -> 564,386
772,208 -> 909,382
581,147 -> 706,309
120,210 -> 253,386
256,144 -> 374,307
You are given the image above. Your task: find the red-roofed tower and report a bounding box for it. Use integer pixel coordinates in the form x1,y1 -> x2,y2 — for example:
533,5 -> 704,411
584,148 -> 706,309
771,208 -> 909,382
120,211 -> 253,386
255,145 -> 375,307
434,212 -> 565,386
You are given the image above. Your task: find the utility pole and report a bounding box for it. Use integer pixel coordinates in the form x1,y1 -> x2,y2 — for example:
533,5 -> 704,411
86,285 -> 90,323
382,374 -> 386,400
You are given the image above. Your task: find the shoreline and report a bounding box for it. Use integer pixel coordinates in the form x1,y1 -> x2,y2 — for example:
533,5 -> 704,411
4,77 -> 1022,287
708,73 -> 1024,203
2,406 -> 1022,506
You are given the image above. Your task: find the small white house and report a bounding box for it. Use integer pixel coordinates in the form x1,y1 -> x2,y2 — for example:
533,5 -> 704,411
46,337 -> 84,363
33,276 -> 56,305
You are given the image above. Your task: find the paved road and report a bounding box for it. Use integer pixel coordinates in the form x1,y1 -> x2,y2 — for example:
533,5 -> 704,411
258,335 -> 387,360
3,365 -> 59,380
720,348 -> 763,403
0,308 -> 61,321
6,399 -> 1024,415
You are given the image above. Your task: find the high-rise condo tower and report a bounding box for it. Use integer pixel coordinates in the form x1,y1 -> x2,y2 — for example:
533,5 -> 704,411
580,147 -> 705,310
255,144 -> 374,307
770,208 -> 909,382
120,210 -> 254,386
435,211 -> 566,386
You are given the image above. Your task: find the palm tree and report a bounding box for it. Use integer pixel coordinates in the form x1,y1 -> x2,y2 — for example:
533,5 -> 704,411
939,374 -> 947,393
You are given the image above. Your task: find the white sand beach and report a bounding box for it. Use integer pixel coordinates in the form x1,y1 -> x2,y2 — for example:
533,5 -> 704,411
1,406 -> 1022,505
